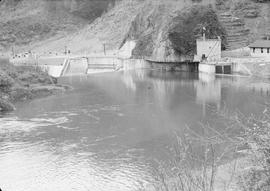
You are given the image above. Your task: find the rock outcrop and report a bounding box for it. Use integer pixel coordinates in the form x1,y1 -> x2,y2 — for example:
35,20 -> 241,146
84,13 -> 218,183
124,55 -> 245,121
123,2 -> 226,61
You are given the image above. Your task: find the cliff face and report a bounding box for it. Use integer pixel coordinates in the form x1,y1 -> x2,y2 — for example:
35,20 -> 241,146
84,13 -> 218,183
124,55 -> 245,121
124,2 -> 226,60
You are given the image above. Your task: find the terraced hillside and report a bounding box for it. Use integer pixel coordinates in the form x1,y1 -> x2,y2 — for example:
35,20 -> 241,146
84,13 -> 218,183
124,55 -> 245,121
216,0 -> 270,50
218,13 -> 250,50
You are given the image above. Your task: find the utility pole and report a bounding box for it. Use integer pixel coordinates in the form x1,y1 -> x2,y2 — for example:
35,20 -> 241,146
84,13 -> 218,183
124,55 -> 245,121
12,46 -> 15,57
202,27 -> 206,41
103,43 -> 106,56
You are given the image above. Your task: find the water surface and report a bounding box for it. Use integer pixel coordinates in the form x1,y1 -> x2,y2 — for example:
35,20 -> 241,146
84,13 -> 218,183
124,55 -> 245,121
1,70 -> 269,191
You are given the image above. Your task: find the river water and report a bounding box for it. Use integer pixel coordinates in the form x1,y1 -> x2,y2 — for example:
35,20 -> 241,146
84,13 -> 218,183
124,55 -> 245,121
0,70 -> 270,191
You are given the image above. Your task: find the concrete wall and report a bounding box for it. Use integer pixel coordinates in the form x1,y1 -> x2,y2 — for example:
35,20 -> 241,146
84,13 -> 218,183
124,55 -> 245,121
118,41 -> 136,59
198,63 -> 216,74
65,58 -> 88,75
121,59 -> 151,70
46,65 -> 64,78
38,57 -> 66,66
250,47 -> 270,57
196,39 -> 221,61
232,62 -> 252,75
87,57 -> 150,74
87,57 -> 121,66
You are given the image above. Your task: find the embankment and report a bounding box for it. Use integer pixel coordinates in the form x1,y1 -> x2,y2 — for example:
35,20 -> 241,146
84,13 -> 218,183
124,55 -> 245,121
0,58 -> 67,112
221,48 -> 270,77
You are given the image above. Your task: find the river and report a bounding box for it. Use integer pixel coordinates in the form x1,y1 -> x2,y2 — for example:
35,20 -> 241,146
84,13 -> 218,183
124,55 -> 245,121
0,70 -> 269,191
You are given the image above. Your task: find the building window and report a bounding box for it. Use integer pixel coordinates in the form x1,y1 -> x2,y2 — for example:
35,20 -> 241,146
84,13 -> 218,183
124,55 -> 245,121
253,48 -> 255,53
202,54 -> 206,60
261,48 -> 264,53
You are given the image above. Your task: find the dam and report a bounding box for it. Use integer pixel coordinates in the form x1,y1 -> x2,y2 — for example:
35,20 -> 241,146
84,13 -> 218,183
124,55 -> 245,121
10,54 -> 150,77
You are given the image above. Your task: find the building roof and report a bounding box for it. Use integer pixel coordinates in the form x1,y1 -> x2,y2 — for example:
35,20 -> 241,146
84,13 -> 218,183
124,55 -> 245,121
249,40 -> 270,48
196,37 -> 221,42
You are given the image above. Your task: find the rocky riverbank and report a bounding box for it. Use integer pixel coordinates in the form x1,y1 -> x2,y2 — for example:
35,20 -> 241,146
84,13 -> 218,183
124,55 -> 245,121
0,58 -> 67,112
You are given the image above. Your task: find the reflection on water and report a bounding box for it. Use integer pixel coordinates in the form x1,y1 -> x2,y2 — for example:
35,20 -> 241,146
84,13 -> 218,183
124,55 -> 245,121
1,70 -> 270,191
195,74 -> 222,113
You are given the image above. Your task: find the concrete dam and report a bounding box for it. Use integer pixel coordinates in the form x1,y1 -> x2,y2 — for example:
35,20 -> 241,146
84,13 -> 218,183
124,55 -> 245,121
34,56 -> 150,77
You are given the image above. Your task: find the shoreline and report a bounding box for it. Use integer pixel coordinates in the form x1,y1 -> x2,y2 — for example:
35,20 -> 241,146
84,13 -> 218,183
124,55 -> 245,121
0,58 -> 69,113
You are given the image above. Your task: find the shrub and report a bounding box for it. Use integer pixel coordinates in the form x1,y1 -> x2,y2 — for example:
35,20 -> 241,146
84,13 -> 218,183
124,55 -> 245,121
10,86 -> 33,101
236,108 -> 270,191
152,123 -> 238,191
0,69 -> 14,93
0,98 -> 15,112
0,59 -> 58,105
220,106 -> 270,191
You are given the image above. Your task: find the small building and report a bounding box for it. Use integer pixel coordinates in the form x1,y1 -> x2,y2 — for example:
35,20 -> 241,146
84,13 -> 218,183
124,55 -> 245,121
195,36 -> 233,74
195,37 -> 222,62
249,40 -> 270,57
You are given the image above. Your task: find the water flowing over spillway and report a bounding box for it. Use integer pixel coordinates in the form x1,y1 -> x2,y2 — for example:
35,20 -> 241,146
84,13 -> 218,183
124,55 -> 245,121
0,70 -> 270,191
62,58 -> 88,76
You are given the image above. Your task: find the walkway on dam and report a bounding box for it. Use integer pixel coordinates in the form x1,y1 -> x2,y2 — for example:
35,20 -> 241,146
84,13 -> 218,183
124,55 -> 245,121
9,53 -> 149,77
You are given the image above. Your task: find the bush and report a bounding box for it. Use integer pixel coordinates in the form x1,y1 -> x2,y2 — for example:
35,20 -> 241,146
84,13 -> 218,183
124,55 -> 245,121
0,98 -> 15,112
0,69 -> 14,93
236,108 -> 270,191
238,168 -> 270,191
0,59 -> 59,111
10,86 -> 33,101
14,66 -> 54,84
221,106 -> 270,191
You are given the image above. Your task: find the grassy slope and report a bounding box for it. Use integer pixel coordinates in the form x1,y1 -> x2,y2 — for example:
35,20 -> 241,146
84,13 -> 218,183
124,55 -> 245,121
30,0 -> 145,54
0,0 -> 115,53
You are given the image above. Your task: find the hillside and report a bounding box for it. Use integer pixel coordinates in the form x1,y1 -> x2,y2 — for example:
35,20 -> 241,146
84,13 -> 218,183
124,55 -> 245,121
0,0 -> 116,52
1,0 -> 270,60
216,0 -> 270,49
30,0 -> 220,60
